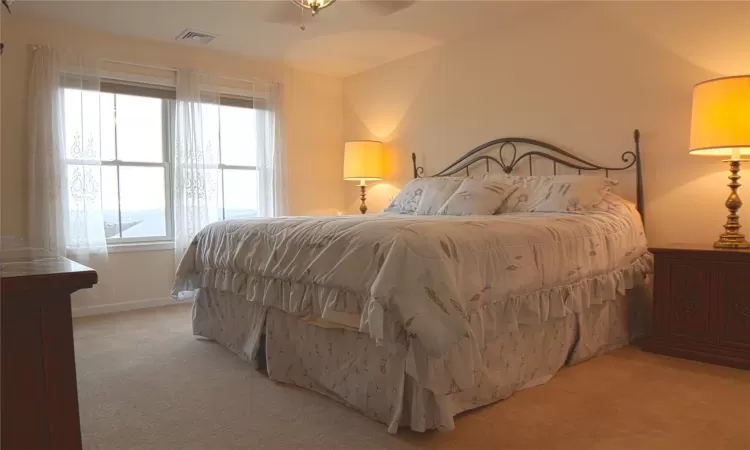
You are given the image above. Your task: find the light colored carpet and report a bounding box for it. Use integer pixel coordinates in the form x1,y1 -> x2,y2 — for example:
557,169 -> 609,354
74,304 -> 750,450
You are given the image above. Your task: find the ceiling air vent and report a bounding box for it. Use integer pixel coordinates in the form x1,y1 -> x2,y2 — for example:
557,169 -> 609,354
175,29 -> 217,45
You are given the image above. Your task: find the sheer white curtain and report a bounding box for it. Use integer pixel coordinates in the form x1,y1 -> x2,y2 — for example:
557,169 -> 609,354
256,82 -> 288,217
172,70 -> 222,264
28,47 -> 108,261
172,72 -> 287,265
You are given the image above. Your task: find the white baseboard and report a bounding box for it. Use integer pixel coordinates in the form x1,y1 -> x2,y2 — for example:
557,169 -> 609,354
72,297 -> 190,318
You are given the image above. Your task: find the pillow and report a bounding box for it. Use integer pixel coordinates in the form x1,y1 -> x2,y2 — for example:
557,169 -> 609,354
591,192 -> 638,216
488,174 -> 548,213
528,176 -> 618,213
415,178 -> 464,215
384,177 -> 464,214
437,178 -> 518,216
384,178 -> 427,214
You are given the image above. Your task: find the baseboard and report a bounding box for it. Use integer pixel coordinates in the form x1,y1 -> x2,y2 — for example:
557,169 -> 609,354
72,297 -> 190,318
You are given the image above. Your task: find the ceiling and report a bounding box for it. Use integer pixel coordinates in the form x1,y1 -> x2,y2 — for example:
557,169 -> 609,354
13,0 -> 548,78
12,1 -> 750,79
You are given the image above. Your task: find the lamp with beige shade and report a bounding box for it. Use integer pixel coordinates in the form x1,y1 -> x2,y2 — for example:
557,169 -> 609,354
690,75 -> 750,249
343,141 -> 383,214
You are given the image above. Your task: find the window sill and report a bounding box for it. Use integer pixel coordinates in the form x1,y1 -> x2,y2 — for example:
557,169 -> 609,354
107,241 -> 175,253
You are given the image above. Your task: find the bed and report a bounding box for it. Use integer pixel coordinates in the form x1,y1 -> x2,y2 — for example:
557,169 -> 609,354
172,130 -> 652,433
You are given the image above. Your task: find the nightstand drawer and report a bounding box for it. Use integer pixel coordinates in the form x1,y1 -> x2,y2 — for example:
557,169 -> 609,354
716,262 -> 750,349
663,258 -> 712,342
646,245 -> 750,370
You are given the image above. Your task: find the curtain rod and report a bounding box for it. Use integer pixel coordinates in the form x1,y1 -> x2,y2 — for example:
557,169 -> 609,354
31,45 -> 276,86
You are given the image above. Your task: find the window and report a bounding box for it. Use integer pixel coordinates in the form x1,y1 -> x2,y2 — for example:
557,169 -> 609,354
202,98 -> 260,221
62,80 -> 260,246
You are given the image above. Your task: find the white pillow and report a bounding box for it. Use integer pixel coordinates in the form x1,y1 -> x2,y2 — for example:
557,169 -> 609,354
528,176 -> 618,213
384,177 -> 464,214
487,174 -> 547,213
591,192 -> 637,215
384,178 -> 427,214
437,178 -> 518,216
415,178 -> 464,215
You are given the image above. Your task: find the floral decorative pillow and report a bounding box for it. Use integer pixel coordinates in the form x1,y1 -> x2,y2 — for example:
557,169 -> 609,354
528,176 -> 618,213
438,178 -> 518,215
490,175 -> 547,213
591,192 -> 638,216
415,178 -> 464,215
384,179 -> 427,214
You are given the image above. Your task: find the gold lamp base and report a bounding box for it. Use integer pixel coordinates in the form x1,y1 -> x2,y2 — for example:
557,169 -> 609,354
714,236 -> 750,249
715,159 -> 750,249
358,183 -> 367,214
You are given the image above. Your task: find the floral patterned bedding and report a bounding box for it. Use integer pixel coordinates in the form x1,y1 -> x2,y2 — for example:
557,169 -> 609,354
173,201 -> 650,400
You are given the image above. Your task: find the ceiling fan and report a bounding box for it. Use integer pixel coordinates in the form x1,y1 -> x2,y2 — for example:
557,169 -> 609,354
269,0 -> 416,29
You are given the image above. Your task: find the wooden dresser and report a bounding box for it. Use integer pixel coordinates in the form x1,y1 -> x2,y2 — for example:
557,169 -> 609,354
643,244 -> 750,369
1,249 -> 97,450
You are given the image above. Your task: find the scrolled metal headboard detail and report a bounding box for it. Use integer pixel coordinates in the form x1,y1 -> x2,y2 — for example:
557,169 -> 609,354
412,129 -> 644,223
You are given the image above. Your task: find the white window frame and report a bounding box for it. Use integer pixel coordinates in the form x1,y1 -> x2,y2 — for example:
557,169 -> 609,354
63,78 -> 262,249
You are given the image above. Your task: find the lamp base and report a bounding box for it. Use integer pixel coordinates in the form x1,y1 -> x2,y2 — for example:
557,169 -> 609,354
715,159 -> 750,249
714,235 -> 750,249
358,183 -> 367,215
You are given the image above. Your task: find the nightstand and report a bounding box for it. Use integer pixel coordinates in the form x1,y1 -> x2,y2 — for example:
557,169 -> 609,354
643,244 -> 750,370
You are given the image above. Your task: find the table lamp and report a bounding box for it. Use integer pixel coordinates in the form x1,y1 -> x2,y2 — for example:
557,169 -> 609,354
343,141 -> 383,214
690,75 -> 750,249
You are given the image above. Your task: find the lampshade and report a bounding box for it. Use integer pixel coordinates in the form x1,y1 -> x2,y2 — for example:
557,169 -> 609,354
343,141 -> 383,181
690,75 -> 750,158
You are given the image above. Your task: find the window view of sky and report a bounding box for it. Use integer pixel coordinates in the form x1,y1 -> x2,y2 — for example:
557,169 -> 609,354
64,88 -> 260,240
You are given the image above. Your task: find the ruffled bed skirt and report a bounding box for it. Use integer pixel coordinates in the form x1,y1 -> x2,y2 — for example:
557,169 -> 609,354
192,279 -> 652,432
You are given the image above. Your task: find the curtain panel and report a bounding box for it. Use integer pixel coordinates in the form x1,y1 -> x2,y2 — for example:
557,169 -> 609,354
172,70 -> 223,266
28,47 -> 108,261
172,71 -> 287,265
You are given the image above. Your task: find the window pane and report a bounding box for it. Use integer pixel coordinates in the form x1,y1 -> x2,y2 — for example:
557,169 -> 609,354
118,166 -> 167,238
101,166 -> 120,238
200,102 -> 221,164
222,169 -> 258,219
100,93 -> 116,161
115,94 -> 163,163
220,105 -> 257,166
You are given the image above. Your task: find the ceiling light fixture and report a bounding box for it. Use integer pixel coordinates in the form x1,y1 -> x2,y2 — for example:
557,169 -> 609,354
291,0 -> 336,17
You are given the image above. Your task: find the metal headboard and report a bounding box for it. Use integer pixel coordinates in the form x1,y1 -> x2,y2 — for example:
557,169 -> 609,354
412,129 -> 644,223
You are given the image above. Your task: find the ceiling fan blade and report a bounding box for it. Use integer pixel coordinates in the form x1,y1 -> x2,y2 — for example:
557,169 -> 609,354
266,1 -> 305,25
359,0 -> 416,16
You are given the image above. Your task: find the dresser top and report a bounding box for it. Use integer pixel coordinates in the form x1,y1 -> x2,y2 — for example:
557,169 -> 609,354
0,248 -> 97,294
0,248 -> 95,278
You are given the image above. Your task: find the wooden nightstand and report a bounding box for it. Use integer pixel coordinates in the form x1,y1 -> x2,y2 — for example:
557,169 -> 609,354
643,244 -> 750,370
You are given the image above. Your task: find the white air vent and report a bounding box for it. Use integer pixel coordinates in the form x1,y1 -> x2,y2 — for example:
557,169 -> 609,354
175,29 -> 217,45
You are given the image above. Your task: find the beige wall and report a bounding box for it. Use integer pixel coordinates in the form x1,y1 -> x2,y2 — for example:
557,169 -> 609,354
343,5 -> 738,247
1,15 -> 344,313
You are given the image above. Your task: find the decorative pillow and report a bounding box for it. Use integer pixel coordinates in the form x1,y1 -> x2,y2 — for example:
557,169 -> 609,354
437,178 -> 518,216
591,192 -> 638,216
414,178 -> 464,215
384,178 -> 427,214
528,176 -> 618,213
490,175 -> 548,213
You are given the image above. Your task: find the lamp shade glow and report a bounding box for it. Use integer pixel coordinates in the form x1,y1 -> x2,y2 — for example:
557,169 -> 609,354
343,141 -> 383,181
690,75 -> 750,158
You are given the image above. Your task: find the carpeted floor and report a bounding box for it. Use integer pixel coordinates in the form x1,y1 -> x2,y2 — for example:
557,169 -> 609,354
74,304 -> 750,450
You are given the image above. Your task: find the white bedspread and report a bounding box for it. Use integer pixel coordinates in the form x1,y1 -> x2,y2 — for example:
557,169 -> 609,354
173,202 -> 651,396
